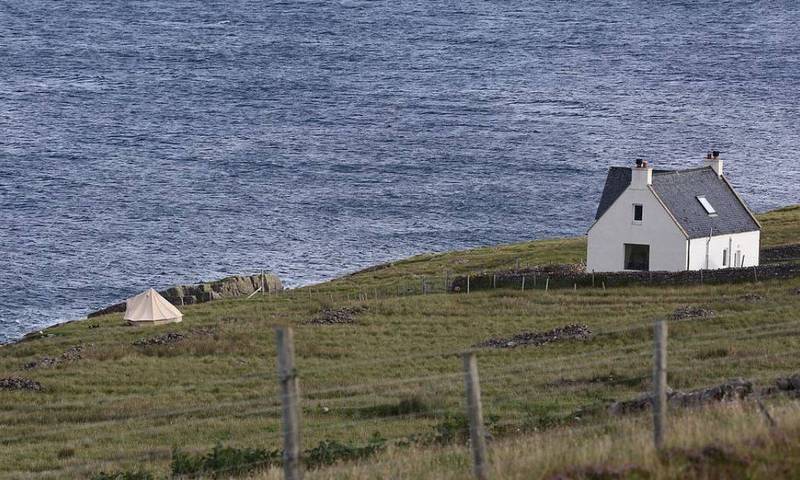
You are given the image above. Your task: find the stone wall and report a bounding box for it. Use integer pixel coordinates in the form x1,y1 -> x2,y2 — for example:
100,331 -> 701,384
451,262 -> 800,293
88,273 -> 282,318
761,243 -> 800,263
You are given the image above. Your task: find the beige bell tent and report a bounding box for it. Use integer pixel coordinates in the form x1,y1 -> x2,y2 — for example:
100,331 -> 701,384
124,288 -> 183,325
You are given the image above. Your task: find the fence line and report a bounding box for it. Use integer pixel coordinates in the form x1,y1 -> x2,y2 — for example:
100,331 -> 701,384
6,310 -> 800,478
7,317 -> 800,448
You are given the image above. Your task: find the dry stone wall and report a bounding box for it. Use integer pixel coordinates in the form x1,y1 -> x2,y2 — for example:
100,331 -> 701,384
451,262 -> 800,293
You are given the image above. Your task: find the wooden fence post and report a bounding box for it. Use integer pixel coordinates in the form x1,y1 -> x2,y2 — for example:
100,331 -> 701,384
653,319 -> 668,451
521,276 -> 525,291
276,327 -> 303,480
467,275 -> 471,294
545,277 -> 549,292
463,352 -> 489,480
492,274 -> 496,289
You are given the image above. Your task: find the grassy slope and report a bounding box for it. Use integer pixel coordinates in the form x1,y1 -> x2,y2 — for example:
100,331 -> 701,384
0,206 -> 798,479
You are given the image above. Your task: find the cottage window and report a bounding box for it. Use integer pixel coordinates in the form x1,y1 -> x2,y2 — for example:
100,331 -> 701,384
624,244 -> 650,271
633,204 -> 643,222
722,249 -> 728,267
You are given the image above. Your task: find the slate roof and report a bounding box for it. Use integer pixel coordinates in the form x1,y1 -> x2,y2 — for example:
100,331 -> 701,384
594,167 -> 630,221
594,166 -> 760,239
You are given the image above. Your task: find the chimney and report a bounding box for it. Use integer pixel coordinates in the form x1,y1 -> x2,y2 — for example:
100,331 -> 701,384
630,158 -> 652,189
704,150 -> 723,177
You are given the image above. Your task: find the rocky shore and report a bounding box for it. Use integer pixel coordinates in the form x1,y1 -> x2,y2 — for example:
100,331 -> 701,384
87,273 -> 282,318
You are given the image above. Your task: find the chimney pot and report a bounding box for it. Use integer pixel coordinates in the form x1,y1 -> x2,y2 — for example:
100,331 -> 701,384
704,151 -> 723,177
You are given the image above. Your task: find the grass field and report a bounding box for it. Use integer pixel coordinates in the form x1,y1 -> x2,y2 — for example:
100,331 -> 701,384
0,205 -> 798,479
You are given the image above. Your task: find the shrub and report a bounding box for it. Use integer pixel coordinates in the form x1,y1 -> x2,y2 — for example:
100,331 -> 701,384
355,394 -> 434,419
171,443 -> 281,478
56,447 -> 75,459
432,413 -> 470,445
91,471 -> 153,480
304,433 -> 387,469
429,413 -> 500,445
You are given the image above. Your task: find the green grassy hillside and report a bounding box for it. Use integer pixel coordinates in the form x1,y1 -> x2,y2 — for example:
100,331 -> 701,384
0,205 -> 798,479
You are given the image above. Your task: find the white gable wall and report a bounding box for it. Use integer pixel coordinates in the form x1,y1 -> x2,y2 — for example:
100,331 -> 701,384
687,230 -> 760,270
587,185 -> 688,272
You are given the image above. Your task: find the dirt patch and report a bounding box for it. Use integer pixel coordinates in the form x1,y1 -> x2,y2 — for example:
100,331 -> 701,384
738,293 -> 764,303
670,305 -> 716,320
0,377 -> 43,392
23,345 -> 88,370
609,378 -> 752,415
305,306 -> 366,325
474,324 -> 592,349
664,444 -> 750,477
547,373 -> 643,389
547,463 -> 649,480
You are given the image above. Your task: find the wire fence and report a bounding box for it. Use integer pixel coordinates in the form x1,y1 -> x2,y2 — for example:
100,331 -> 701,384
5,308 -> 800,480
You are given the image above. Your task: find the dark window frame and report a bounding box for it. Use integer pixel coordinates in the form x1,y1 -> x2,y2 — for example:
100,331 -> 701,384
624,243 -> 650,271
633,204 -> 643,222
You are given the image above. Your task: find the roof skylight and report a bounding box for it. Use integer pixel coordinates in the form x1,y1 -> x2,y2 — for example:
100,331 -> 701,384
696,196 -> 717,215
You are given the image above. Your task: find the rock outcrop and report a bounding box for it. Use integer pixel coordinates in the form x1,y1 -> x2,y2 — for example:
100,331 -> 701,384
304,306 -> 366,325
88,273 -> 282,318
24,345 -> 87,370
474,324 -> 592,349
670,306 -> 716,320
609,378 -> 753,415
0,377 -> 43,391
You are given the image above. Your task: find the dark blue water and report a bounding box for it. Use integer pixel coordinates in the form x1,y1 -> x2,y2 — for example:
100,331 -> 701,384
1,1 -> 799,342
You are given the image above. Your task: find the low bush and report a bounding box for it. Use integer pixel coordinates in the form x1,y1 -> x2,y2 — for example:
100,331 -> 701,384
91,471 -> 153,480
429,413 -> 500,445
171,443 -> 280,478
304,433 -> 387,469
169,436 -> 387,478
355,394 -> 435,419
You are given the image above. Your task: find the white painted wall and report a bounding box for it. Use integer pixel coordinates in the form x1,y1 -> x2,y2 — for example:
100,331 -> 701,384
587,182 -> 688,272
688,230 -> 760,270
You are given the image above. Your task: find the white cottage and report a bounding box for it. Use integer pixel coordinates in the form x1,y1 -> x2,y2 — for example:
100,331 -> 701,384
587,153 -> 761,272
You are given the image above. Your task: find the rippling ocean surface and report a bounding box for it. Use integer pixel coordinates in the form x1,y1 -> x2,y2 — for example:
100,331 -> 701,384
1,1 -> 798,342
